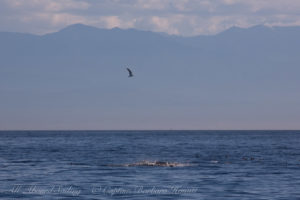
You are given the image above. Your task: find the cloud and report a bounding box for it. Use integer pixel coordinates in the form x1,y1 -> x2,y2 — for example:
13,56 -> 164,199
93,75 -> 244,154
243,0 -> 300,13
135,0 -> 169,10
150,15 -> 185,35
1,0 -> 300,35
98,16 -> 137,29
4,0 -> 90,11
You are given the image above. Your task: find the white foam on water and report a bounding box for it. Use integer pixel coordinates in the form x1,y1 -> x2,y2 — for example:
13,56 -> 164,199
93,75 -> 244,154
108,160 -> 193,167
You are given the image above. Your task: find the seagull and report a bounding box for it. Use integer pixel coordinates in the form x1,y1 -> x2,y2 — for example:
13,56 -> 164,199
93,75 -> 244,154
126,68 -> 133,77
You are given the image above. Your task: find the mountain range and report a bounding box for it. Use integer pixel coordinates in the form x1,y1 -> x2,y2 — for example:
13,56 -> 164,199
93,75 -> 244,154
1,24 -> 300,129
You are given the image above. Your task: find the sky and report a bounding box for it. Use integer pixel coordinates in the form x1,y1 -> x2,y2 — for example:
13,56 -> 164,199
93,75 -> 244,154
1,0 -> 300,36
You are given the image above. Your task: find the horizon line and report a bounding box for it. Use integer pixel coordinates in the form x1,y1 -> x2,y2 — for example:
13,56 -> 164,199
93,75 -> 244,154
1,129 -> 300,132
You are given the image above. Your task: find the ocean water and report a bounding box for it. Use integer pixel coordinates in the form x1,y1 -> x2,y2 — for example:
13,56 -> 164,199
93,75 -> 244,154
0,130 -> 299,200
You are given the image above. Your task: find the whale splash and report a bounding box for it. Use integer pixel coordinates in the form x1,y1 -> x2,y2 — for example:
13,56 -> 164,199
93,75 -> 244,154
107,160 -> 193,167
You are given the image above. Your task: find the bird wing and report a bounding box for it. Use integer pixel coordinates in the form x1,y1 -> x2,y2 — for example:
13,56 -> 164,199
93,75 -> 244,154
126,68 -> 133,75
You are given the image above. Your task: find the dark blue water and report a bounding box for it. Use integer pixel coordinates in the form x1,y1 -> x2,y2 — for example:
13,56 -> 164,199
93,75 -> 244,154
0,131 -> 300,199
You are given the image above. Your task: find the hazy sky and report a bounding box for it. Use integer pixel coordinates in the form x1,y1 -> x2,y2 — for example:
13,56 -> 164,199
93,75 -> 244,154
1,0 -> 300,36
1,0 -> 300,130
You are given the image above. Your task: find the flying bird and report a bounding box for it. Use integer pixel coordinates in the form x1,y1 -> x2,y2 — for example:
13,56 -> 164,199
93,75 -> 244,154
126,68 -> 133,77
